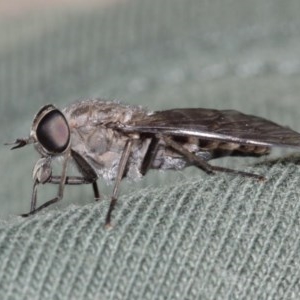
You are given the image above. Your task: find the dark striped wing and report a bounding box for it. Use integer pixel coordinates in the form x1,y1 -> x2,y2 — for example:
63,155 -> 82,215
123,108 -> 300,148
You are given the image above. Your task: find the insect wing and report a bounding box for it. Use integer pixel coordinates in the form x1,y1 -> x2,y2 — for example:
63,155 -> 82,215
123,108 -> 300,148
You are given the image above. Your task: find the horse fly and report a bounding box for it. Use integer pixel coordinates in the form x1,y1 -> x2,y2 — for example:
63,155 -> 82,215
6,98 -> 300,227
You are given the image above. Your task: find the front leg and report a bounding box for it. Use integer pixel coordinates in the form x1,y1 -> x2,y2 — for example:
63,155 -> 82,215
49,176 -> 100,200
22,176 -> 100,217
22,152 -> 70,217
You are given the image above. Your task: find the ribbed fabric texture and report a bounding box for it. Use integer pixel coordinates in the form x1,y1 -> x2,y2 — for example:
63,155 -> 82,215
1,0 -> 300,299
1,159 -> 300,300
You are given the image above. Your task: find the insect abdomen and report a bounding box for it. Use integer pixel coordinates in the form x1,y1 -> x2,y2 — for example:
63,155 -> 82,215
173,136 -> 270,155
199,139 -> 270,157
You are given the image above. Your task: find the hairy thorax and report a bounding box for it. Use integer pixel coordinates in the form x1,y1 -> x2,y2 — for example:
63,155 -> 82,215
62,99 -> 150,182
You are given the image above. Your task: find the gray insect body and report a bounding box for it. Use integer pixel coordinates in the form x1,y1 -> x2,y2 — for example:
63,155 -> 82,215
7,98 -> 300,226
62,99 -> 189,182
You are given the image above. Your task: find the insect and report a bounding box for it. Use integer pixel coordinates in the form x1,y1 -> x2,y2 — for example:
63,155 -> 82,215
6,98 -> 300,227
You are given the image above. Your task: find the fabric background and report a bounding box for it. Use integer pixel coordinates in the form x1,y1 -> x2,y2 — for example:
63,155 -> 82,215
1,1 -> 300,299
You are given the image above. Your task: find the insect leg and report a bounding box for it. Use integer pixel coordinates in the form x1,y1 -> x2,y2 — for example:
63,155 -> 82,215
92,182 -> 100,200
30,180 -> 38,212
48,176 -> 100,200
106,139 -> 133,228
163,136 -> 265,181
29,177 -> 92,213
140,137 -> 160,175
21,153 -> 70,217
70,149 -> 100,200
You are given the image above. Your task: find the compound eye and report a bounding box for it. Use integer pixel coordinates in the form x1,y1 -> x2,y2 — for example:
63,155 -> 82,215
36,110 -> 70,153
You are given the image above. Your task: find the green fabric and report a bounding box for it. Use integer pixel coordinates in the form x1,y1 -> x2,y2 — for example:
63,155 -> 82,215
1,1 -> 300,299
